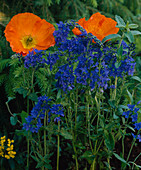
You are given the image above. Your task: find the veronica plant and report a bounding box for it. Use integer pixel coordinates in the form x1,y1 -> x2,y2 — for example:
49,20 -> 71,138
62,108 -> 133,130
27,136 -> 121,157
4,12 -> 141,170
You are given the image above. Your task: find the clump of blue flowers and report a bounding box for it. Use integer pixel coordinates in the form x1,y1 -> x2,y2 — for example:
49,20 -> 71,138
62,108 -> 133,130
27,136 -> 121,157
23,95 -> 64,133
24,49 -> 59,70
122,102 -> 141,142
52,21 -> 136,92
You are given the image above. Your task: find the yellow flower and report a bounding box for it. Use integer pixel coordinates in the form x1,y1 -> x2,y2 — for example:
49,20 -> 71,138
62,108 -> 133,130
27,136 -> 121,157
0,136 -> 16,159
5,155 -> 10,159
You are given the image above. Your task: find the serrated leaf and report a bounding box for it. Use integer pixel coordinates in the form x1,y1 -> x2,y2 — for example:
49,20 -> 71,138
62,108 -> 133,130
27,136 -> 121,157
102,34 -> 121,43
124,32 -> 134,43
115,15 -> 126,26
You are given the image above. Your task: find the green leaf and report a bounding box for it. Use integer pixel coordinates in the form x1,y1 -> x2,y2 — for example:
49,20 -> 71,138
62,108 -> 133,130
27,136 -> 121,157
128,161 -> 141,168
131,30 -> 141,35
125,125 -> 135,132
60,128 -> 73,139
36,162 -> 44,169
108,100 -> 116,108
131,76 -> 141,83
20,111 -> 28,124
124,32 -> 134,43
29,93 -> 38,102
137,110 -> 141,123
128,24 -> 138,29
81,150 -> 95,164
127,89 -> 133,104
30,154 -> 39,162
90,0 -> 97,7
57,89 -> 61,99
55,0 -> 60,4
10,114 -> 18,126
115,15 -> 126,26
117,44 -> 123,56
113,153 -> 129,165
102,34 -> 121,43
115,61 -> 121,68
104,131 -> 115,151
6,96 -> 16,104
15,87 -> 28,98
116,24 -> 126,28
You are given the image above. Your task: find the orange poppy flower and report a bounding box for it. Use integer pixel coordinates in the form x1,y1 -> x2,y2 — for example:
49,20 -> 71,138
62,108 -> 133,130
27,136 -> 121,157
4,13 -> 55,56
72,12 -> 119,42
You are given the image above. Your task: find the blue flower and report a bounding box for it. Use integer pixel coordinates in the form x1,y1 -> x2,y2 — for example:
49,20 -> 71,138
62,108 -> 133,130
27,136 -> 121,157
137,135 -> 141,142
131,113 -> 138,122
127,104 -> 135,111
122,110 -> 131,119
23,95 -> 50,133
49,104 -> 64,122
134,122 -> 141,130
24,49 -> 47,69
55,64 -> 75,92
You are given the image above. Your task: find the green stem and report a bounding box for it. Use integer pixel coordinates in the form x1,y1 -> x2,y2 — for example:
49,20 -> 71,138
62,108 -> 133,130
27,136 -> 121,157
122,130 -> 126,159
123,130 -> 141,169
70,92 -> 79,170
95,95 -> 100,133
86,90 -> 93,152
27,133 -> 30,170
44,111 -> 47,156
38,132 -> 43,155
72,133 -> 79,170
74,88 -> 78,137
113,76 -> 118,100
57,120 -> 60,170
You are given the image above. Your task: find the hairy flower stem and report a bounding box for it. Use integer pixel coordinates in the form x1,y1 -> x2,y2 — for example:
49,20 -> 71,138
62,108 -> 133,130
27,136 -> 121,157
74,88 -> 78,138
70,91 -> 79,170
95,95 -> 100,133
126,130 -> 140,162
122,130 -> 126,159
86,90 -> 93,152
74,88 -> 79,169
57,120 -> 60,170
113,76 -> 118,100
26,98 -> 30,170
123,130 -> 140,170
44,112 -> 47,156
27,133 -> 30,170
